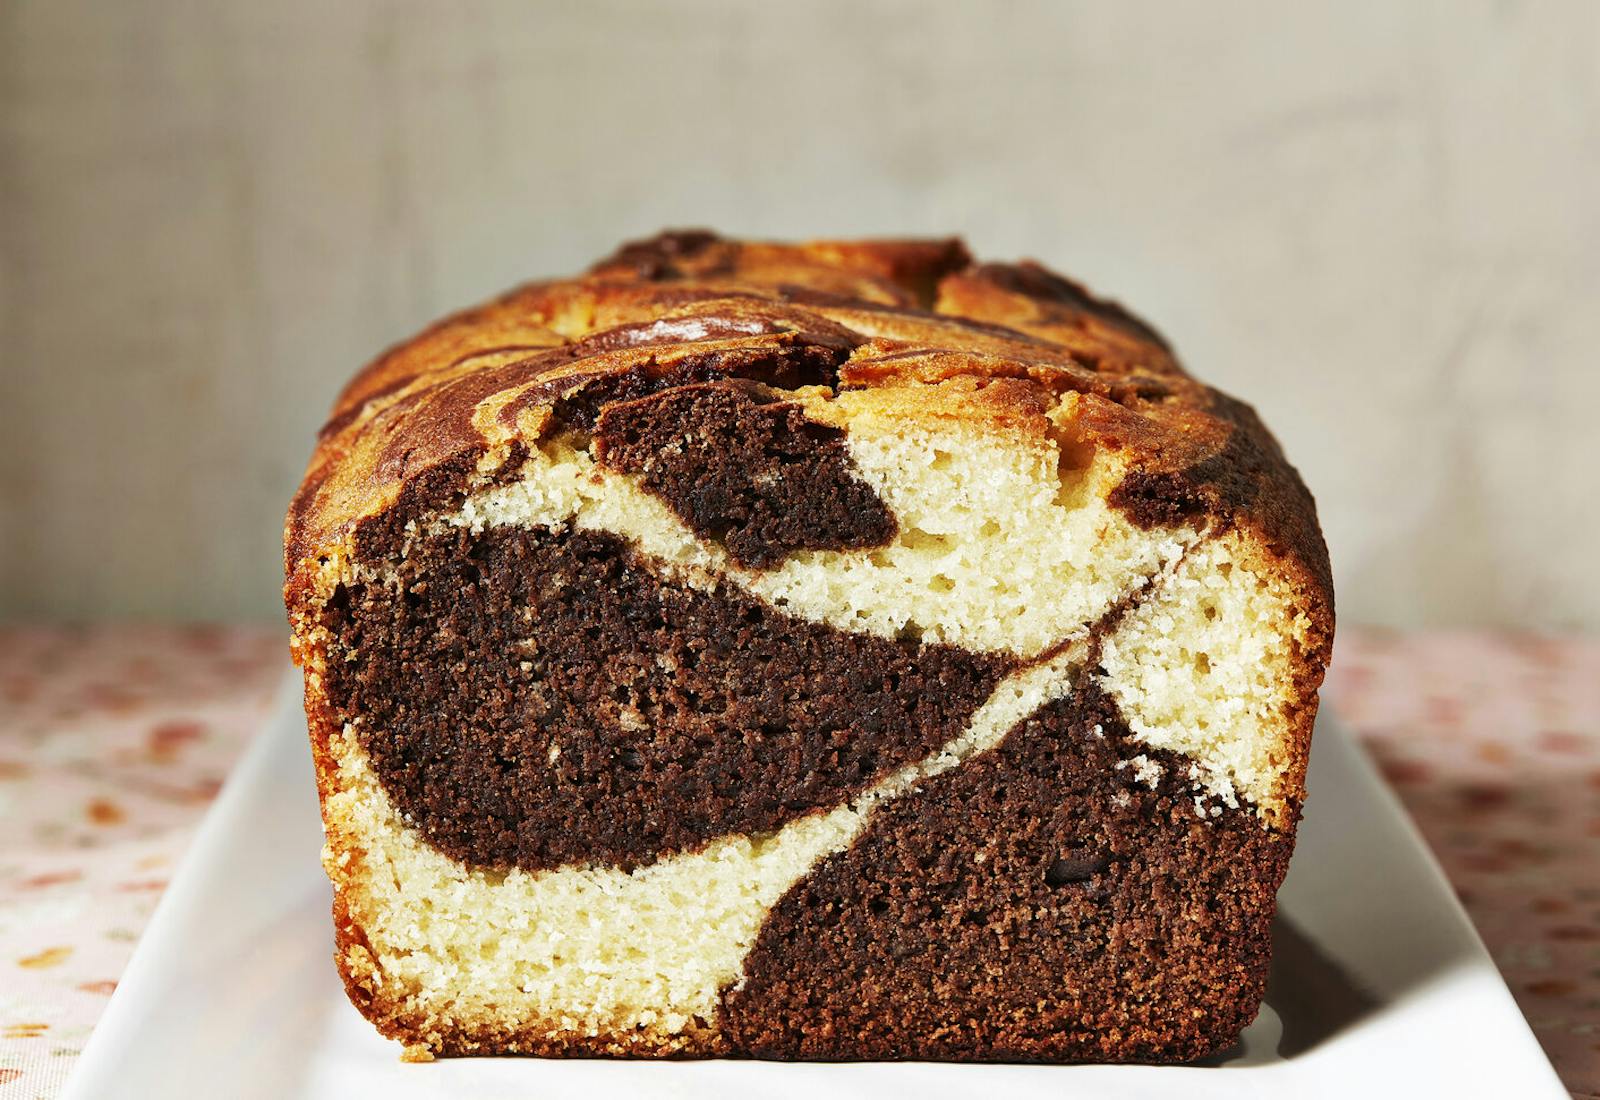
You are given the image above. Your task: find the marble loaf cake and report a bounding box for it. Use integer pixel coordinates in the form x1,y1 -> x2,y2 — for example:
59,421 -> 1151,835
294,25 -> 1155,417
284,232 -> 1333,1063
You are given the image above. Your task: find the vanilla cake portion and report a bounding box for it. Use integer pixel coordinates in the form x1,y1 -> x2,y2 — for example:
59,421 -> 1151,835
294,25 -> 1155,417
285,232 -> 1333,1062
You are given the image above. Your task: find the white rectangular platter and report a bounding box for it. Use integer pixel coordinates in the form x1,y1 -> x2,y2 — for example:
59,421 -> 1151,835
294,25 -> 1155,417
62,670 -> 1565,1099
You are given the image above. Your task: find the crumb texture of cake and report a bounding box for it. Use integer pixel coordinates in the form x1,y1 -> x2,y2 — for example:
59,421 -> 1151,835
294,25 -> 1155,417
285,231 -> 1333,1062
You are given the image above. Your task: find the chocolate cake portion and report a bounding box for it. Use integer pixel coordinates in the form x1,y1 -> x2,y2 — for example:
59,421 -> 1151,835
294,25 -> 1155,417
723,682 -> 1287,1061
319,524 -> 1008,872
594,380 -> 897,568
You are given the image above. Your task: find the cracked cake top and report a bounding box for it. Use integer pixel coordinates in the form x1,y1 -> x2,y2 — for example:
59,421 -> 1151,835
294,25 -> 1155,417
286,231 -> 1331,616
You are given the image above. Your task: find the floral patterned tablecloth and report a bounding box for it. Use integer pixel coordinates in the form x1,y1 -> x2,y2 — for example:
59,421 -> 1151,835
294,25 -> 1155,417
0,624 -> 1595,1099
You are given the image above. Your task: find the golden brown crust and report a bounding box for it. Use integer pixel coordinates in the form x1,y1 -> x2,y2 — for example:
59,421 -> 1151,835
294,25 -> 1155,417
285,230 -> 1329,603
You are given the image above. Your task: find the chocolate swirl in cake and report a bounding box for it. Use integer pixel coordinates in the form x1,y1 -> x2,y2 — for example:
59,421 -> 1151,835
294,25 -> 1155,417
722,682 -> 1288,1062
319,525 -> 1009,872
593,380 -> 898,568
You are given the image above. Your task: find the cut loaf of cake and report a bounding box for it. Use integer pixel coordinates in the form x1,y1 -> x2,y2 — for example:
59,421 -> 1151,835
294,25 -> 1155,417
284,231 -> 1333,1062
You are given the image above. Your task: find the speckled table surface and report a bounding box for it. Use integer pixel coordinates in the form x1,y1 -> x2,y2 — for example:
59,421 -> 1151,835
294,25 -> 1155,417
0,625 -> 1594,1099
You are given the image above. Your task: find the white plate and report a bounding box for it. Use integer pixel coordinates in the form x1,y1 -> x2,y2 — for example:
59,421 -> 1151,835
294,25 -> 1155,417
62,670 -> 1564,1099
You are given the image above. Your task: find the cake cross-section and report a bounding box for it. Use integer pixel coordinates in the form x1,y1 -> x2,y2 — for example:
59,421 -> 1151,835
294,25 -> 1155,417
284,231 -> 1333,1062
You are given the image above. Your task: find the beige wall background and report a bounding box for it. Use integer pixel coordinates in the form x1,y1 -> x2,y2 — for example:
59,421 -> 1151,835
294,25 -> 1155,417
3,0 -> 1597,628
